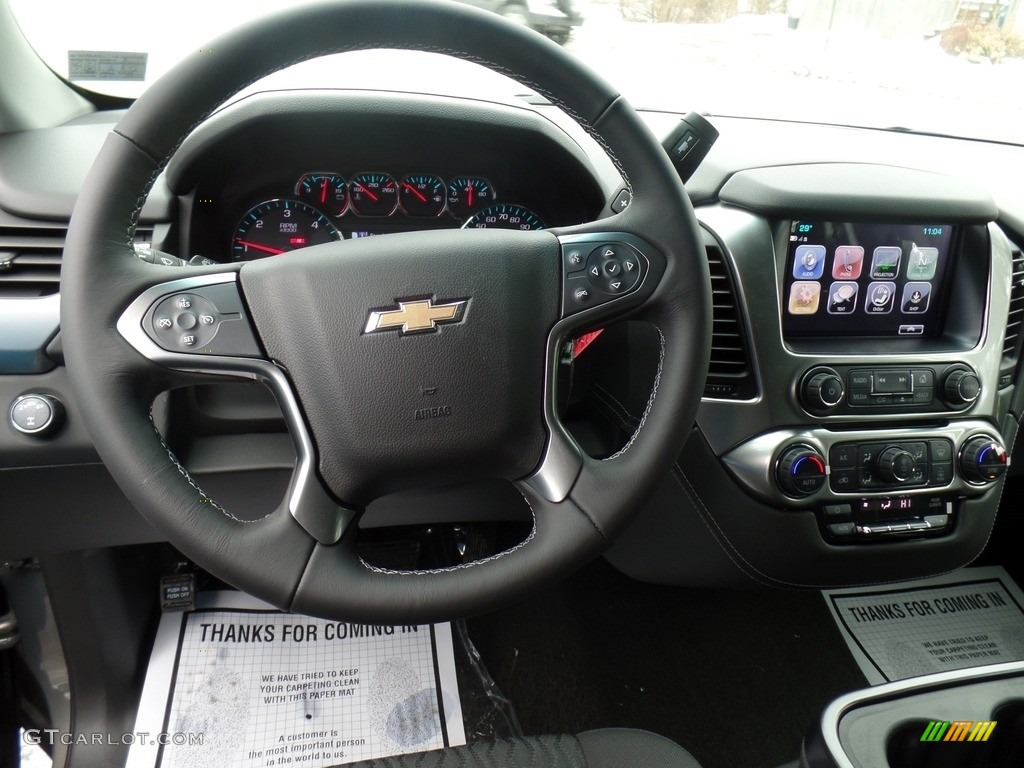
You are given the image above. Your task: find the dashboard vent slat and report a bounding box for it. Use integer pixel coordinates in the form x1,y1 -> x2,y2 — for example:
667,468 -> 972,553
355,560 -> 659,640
704,243 -> 757,400
1000,247 -> 1024,387
0,224 -> 153,298
0,225 -> 67,297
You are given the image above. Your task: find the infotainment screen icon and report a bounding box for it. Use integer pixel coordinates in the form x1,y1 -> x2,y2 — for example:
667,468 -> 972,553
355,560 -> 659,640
782,221 -> 955,339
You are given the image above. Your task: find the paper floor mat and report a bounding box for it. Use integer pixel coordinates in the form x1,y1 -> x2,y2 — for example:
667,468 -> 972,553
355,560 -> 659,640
823,565 -> 1024,685
130,591 -> 465,767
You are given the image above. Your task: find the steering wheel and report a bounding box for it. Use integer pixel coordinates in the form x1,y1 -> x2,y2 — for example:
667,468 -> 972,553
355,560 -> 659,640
60,0 -> 710,623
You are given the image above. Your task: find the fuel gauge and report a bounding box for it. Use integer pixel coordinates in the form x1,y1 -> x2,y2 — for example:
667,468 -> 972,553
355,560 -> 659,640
296,173 -> 347,216
400,174 -> 446,217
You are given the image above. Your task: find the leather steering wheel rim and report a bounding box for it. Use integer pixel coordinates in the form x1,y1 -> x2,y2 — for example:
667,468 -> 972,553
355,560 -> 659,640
60,0 -> 710,622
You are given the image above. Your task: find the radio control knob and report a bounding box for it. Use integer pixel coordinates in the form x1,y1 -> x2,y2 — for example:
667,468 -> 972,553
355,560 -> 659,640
877,447 -> 916,483
943,369 -> 981,407
959,437 -> 1008,484
802,370 -> 845,413
776,445 -> 827,498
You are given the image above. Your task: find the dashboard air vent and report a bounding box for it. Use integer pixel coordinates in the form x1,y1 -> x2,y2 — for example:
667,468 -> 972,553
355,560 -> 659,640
0,224 -> 66,297
1001,247 -> 1024,388
704,243 -> 757,400
0,223 -> 153,298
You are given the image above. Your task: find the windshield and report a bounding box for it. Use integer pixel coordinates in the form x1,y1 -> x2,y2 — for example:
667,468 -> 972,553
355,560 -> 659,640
9,0 -> 1024,145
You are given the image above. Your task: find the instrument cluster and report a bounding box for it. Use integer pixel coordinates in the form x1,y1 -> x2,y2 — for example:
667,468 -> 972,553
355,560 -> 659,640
230,171 -> 545,261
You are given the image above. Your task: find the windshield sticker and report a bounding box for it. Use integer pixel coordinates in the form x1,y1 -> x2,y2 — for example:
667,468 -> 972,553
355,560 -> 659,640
129,591 -> 466,767
823,566 -> 1024,685
68,50 -> 147,81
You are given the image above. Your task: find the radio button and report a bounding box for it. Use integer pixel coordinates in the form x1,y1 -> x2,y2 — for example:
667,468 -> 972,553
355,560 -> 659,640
848,370 -> 872,389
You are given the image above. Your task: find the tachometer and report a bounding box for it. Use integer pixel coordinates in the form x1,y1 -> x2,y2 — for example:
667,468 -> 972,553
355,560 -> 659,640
231,199 -> 340,261
462,204 -> 544,231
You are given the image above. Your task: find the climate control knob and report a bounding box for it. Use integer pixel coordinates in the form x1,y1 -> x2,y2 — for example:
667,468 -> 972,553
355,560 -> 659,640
959,436 -> 1008,484
776,445 -> 827,498
877,447 -> 916,483
943,368 -> 981,408
802,369 -> 845,413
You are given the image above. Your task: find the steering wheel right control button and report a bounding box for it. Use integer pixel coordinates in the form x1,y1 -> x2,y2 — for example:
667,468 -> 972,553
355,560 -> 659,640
776,444 -> 827,498
143,283 -> 262,357
959,436 -> 1009,484
560,239 -> 649,315
9,394 -> 64,437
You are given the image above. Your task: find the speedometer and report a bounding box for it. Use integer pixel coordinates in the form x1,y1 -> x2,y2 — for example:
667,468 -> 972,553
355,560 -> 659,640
462,204 -> 545,231
231,199 -> 340,261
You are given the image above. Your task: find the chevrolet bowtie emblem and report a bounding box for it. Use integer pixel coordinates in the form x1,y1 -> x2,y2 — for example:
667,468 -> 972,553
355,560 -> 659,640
364,298 -> 468,335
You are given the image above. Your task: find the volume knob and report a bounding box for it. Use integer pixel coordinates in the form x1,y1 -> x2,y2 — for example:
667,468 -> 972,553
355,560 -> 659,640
802,369 -> 845,413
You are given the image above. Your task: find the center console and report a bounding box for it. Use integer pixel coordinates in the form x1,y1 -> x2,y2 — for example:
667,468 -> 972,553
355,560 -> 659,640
605,163 -> 1018,589
803,661 -> 1024,767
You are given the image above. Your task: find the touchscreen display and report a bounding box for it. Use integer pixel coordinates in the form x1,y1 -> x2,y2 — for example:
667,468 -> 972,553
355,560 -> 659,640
782,221 -> 955,338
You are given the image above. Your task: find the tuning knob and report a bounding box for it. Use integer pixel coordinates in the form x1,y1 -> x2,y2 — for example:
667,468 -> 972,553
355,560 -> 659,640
959,436 -> 1008,484
943,368 -> 981,408
776,445 -> 827,497
802,369 -> 845,413
877,447 -> 916,483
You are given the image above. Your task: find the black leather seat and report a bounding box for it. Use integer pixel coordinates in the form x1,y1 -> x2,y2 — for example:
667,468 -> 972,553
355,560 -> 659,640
345,729 -> 702,768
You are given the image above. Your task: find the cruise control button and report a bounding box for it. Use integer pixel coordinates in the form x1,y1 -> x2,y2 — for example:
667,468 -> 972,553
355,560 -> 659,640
176,312 -> 197,330
181,334 -> 197,347
199,314 -> 216,325
174,295 -> 193,310
154,316 -> 173,330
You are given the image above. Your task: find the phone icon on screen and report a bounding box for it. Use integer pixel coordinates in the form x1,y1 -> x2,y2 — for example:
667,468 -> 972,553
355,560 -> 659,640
832,246 -> 864,279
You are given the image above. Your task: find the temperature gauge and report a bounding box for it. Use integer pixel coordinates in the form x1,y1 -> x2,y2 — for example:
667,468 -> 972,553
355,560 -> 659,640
349,173 -> 399,217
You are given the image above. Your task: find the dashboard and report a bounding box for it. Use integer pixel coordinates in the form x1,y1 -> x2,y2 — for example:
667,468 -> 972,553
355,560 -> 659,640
2,86 -> 1024,593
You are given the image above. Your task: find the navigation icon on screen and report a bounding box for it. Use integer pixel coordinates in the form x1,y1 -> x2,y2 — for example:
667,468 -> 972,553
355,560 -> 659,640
906,245 -> 938,280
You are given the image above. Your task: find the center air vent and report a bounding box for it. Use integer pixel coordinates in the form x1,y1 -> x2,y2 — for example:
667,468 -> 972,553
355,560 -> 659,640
1001,246 -> 1024,388
704,243 -> 757,400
